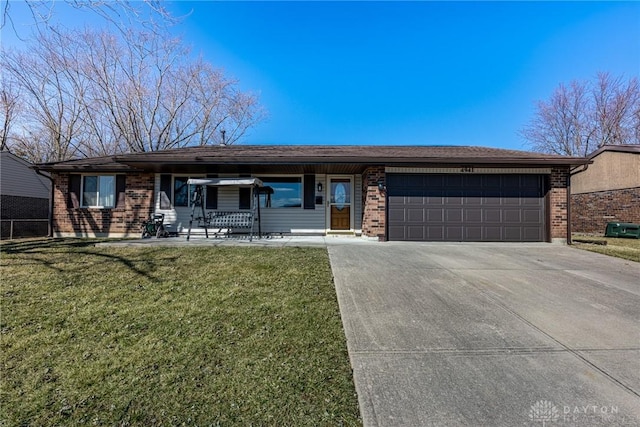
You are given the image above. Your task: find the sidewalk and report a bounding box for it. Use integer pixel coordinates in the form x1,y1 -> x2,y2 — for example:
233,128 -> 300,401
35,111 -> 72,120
96,234 -> 380,248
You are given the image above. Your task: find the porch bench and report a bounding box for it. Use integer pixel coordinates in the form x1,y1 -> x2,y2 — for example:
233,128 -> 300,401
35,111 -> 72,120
199,211 -> 255,238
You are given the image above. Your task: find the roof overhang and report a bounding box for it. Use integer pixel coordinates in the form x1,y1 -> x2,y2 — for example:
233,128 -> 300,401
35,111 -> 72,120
33,145 -> 591,173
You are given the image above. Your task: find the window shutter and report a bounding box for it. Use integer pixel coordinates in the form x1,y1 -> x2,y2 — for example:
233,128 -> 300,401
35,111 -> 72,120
239,188 -> 251,210
116,175 -> 126,208
205,174 -> 218,209
159,174 -> 172,209
68,174 -> 81,209
303,174 -> 315,210
238,174 -> 251,210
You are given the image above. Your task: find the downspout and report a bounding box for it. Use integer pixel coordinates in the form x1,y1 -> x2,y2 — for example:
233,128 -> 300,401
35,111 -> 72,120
566,170 -> 571,245
568,161 -> 592,245
34,168 -> 54,238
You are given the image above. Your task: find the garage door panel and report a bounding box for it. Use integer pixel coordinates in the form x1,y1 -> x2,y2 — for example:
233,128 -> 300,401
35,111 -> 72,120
465,196 -> 482,206
407,196 -> 425,205
503,209 -> 522,223
446,195 -> 464,205
504,227 -> 524,241
483,196 -> 502,206
388,208 -> 406,222
407,226 -> 426,240
427,209 -> 444,222
426,226 -> 444,240
522,196 -> 543,206
523,209 -> 542,223
484,209 -> 502,223
387,174 -> 545,242
465,209 -> 482,222
503,196 -> 521,206
524,227 -> 543,241
446,208 -> 463,222
446,226 -> 463,240
407,208 -> 425,222
484,226 -> 503,241
465,226 -> 482,240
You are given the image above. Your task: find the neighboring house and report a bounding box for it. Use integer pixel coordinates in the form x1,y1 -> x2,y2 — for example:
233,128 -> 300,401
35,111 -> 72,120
34,145 -> 586,243
571,145 -> 640,234
0,151 -> 51,238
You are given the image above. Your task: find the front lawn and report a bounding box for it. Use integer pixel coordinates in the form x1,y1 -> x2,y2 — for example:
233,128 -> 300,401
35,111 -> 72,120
0,239 -> 361,426
572,234 -> 640,262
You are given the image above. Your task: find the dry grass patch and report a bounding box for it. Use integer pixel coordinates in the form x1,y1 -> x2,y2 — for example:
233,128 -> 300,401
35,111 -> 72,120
572,234 -> 640,262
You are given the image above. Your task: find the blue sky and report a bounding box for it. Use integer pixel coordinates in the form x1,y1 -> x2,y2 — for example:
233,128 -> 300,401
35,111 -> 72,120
3,1 -> 639,149
167,1 -> 639,149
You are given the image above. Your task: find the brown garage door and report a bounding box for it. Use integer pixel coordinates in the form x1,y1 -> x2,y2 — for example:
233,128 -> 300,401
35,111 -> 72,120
387,174 -> 546,242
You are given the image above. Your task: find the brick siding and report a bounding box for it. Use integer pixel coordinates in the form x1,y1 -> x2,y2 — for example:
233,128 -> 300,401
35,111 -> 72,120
550,167 -> 569,241
571,187 -> 640,234
52,172 -> 155,237
361,166 -> 386,240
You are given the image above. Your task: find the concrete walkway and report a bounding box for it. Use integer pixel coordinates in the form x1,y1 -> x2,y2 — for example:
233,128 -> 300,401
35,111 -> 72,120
327,242 -> 640,426
97,234 -> 380,248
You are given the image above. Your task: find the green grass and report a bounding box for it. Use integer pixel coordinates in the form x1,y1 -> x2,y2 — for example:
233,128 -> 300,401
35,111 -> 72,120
572,234 -> 640,262
0,239 -> 361,426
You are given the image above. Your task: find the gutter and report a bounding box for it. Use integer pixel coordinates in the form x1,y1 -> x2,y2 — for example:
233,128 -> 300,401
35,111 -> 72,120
33,167 -> 54,238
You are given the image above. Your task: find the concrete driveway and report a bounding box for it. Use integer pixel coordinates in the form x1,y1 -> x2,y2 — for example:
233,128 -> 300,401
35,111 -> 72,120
328,243 -> 640,426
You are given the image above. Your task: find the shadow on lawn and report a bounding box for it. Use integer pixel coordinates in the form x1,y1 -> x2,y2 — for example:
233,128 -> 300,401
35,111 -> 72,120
0,238 -> 103,254
0,238 -> 171,283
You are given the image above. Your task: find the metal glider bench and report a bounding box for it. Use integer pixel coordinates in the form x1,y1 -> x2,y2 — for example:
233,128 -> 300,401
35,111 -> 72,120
186,177 -> 264,241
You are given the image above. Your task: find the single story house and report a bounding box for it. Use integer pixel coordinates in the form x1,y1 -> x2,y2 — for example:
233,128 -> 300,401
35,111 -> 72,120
34,145 -> 587,243
571,145 -> 640,234
1,151 -> 51,238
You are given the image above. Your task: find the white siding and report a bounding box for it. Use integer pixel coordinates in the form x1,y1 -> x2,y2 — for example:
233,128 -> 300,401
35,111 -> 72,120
154,173 -> 363,235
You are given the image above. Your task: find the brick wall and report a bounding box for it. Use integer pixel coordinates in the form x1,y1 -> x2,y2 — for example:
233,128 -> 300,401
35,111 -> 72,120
571,187 -> 640,234
361,166 -> 386,240
550,167 -> 569,241
52,172 -> 155,237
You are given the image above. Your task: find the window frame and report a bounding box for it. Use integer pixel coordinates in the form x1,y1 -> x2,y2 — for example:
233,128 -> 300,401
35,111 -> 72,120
81,174 -> 116,208
173,175 -> 205,208
258,175 -> 304,209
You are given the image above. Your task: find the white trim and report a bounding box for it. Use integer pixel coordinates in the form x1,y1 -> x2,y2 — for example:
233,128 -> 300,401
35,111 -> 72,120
385,167 -> 552,174
174,174 -> 205,208
80,174 -> 116,208
326,175 -> 355,232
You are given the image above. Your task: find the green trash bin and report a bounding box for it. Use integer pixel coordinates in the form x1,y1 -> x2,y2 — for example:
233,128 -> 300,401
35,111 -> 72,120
604,222 -> 640,239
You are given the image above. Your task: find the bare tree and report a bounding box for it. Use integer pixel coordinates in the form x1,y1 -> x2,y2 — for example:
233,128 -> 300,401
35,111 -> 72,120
1,29 -> 88,162
0,78 -> 19,151
1,0 -> 174,39
1,27 -> 266,162
521,73 -> 640,156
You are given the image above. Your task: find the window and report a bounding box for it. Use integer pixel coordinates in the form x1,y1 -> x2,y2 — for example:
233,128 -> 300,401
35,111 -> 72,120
259,177 -> 302,208
174,176 -> 203,207
82,175 -> 115,207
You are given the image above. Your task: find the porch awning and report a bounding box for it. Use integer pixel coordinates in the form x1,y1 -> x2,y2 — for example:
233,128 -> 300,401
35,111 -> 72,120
187,177 -> 264,187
